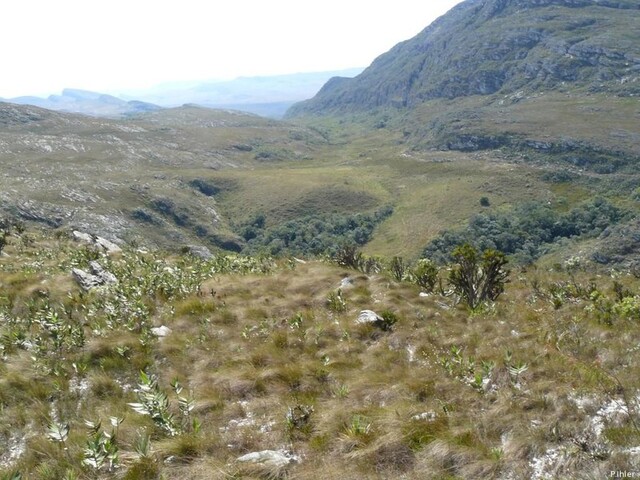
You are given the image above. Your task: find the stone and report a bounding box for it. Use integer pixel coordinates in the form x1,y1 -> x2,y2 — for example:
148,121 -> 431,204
72,268 -> 102,291
411,411 -> 437,422
187,245 -> 212,260
356,309 -> 384,325
236,450 -> 299,469
88,261 -> 118,284
72,230 -> 121,254
71,261 -> 118,291
151,326 -> 172,337
94,236 -> 122,254
339,277 -> 354,289
72,231 -> 93,243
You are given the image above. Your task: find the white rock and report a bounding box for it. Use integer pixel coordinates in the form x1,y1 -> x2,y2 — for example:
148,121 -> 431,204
151,326 -> 172,337
72,230 -> 93,243
411,411 -> 437,422
72,230 -> 121,254
94,236 -> 122,254
237,450 -> 299,468
356,310 -> 383,325
340,277 -> 354,289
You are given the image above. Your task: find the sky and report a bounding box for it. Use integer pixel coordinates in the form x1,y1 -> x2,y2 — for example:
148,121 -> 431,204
1,0 -> 463,98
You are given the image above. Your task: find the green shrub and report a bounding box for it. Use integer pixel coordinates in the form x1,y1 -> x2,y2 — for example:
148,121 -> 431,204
448,244 -> 509,309
411,259 -> 439,292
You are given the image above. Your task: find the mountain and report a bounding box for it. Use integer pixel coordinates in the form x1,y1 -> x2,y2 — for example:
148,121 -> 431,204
8,88 -> 161,118
118,68 -> 364,118
288,0 -> 639,116
1,1 -> 639,265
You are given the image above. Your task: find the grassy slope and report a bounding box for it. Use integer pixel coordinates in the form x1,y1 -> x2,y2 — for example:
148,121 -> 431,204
1,229 -> 640,479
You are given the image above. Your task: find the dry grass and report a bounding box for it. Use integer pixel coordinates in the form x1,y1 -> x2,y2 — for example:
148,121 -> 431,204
1,230 -> 640,479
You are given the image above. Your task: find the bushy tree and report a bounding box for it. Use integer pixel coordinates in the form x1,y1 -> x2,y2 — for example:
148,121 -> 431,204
411,259 -> 439,292
448,244 -> 509,309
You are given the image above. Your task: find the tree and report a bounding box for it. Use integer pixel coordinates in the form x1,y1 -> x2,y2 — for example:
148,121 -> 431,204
448,244 -> 509,309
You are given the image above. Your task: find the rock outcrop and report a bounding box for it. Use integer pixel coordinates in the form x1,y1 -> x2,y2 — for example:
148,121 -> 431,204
72,231 -> 122,255
71,261 -> 118,290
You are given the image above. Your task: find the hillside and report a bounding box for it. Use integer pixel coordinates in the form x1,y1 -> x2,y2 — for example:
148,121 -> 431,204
1,227 -> 640,479
281,0 -> 640,265
2,1 -> 640,267
0,102 -> 331,252
288,0 -> 640,116
286,0 -> 640,169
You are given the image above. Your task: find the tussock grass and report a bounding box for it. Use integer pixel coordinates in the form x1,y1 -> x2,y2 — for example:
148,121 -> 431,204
2,230 -> 640,478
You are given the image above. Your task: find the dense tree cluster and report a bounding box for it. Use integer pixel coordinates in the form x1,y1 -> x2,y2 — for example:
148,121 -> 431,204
424,198 -> 625,264
239,206 -> 393,257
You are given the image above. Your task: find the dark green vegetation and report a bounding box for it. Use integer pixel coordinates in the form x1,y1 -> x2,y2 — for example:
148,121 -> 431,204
238,206 -> 393,256
424,197 -> 627,265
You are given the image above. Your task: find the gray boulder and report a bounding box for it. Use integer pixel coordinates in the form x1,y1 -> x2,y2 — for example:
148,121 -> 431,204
356,309 -> 384,325
72,261 -> 118,291
186,245 -> 213,260
72,230 -> 122,254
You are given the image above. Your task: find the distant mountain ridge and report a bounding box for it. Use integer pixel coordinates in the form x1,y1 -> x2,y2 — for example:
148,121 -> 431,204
2,69 -> 363,119
119,68 -> 364,118
7,88 -> 161,118
287,0 -> 640,116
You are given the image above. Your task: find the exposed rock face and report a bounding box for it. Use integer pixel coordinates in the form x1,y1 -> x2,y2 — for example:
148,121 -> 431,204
287,0 -> 640,117
71,261 -> 118,290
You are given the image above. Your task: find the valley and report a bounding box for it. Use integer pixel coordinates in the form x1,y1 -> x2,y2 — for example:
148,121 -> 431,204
1,0 -> 640,478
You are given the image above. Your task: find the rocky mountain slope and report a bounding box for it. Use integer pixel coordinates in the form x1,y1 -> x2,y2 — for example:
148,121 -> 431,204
288,0 -> 640,116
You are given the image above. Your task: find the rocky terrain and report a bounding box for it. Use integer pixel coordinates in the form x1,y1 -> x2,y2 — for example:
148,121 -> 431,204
288,0 -> 640,116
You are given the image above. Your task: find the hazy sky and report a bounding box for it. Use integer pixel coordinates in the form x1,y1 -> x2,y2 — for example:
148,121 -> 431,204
1,1 -> 463,98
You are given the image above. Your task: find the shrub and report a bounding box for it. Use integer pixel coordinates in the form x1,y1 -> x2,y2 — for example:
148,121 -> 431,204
379,310 -> 399,331
448,244 -> 509,309
411,259 -> 439,292
333,243 -> 364,269
389,256 -> 407,282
